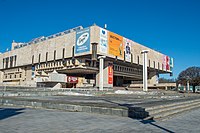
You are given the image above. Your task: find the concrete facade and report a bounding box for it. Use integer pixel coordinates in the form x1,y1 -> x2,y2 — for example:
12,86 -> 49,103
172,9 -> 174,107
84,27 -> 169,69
0,25 -> 173,88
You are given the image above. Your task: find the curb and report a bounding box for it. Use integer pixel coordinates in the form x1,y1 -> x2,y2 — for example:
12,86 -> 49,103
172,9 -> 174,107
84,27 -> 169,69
0,97 -> 148,119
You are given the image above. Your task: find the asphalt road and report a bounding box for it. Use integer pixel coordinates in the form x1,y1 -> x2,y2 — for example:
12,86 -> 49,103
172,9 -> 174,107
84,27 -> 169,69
0,106 -> 200,133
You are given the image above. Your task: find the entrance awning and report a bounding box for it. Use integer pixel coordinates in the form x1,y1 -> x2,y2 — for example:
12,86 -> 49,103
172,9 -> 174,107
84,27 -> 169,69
57,66 -> 98,74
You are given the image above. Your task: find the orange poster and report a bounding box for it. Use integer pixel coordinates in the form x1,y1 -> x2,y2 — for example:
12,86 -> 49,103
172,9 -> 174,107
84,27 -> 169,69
108,65 -> 113,84
108,32 -> 124,58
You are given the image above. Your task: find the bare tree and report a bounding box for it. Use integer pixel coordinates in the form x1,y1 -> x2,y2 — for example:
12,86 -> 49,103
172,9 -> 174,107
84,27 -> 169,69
177,67 -> 200,92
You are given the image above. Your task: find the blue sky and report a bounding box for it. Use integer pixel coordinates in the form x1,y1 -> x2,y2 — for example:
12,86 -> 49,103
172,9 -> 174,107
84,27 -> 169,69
0,0 -> 199,78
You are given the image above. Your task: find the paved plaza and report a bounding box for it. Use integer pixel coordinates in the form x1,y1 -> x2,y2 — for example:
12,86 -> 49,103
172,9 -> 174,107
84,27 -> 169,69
0,106 -> 200,133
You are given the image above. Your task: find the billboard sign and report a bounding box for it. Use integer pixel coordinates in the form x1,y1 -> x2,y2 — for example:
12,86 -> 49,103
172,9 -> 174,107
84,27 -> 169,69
67,76 -> 78,83
75,27 -> 90,54
99,28 -> 108,54
108,65 -> 113,84
124,38 -> 132,62
108,32 -> 124,58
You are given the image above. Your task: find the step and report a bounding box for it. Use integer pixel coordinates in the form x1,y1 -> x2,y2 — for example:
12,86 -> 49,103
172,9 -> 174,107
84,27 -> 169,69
146,99 -> 200,112
147,100 -> 200,115
160,105 -> 200,121
152,102 -> 200,119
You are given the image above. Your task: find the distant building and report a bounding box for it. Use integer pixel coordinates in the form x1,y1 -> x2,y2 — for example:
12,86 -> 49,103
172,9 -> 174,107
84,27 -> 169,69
0,25 -> 173,88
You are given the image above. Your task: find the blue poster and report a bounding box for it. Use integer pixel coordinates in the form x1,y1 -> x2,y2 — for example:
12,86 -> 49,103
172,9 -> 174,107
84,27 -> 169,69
75,27 -> 90,54
32,66 -> 35,78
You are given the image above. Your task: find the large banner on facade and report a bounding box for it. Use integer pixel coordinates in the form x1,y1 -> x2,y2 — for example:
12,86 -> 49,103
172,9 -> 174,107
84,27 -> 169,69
170,57 -> 174,71
108,65 -> 113,84
108,32 -> 124,58
124,38 -> 132,62
166,56 -> 170,71
99,28 -> 108,54
162,55 -> 166,71
163,55 -> 171,71
75,27 -> 90,54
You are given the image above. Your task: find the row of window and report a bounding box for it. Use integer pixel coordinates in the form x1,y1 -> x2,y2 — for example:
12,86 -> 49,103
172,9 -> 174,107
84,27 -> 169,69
113,65 -> 142,74
32,47 -> 74,64
3,55 -> 17,69
35,61 -> 63,70
148,59 -> 166,70
4,73 -> 22,79
122,53 -> 164,70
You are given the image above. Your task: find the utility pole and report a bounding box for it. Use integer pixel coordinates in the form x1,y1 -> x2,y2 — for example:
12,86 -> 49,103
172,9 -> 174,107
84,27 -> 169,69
141,50 -> 149,92
98,56 -> 106,91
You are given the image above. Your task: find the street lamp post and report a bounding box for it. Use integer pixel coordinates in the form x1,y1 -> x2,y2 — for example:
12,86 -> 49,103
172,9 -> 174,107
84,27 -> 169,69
186,76 -> 191,93
187,80 -> 190,92
98,56 -> 106,91
141,50 -> 149,92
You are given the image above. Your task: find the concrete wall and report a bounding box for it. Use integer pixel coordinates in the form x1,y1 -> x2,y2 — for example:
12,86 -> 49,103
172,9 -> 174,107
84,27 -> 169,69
148,72 -> 158,85
0,31 -> 76,69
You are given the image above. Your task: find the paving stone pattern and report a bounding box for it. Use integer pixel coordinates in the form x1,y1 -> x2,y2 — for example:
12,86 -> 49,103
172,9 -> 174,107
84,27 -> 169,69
0,106 -> 200,133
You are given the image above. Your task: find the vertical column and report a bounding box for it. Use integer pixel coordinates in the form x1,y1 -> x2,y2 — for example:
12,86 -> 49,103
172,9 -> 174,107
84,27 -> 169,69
0,71 -> 3,83
98,56 -> 106,91
141,50 -> 149,92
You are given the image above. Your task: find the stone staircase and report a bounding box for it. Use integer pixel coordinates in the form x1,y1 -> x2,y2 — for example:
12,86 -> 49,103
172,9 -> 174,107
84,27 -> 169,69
145,99 -> 200,120
1,86 -> 200,120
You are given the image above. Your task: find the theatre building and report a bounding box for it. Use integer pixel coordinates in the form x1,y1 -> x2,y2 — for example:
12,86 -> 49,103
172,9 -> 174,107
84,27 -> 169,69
0,25 -> 173,88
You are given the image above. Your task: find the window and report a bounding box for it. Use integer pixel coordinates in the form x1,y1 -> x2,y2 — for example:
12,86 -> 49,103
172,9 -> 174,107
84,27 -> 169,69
131,54 -> 133,63
62,48 -> 65,59
38,54 -> 41,64
3,58 -> 4,69
54,50 -> 56,61
72,46 -> 75,58
124,51 -> 126,61
137,56 -> 139,65
153,61 -> 155,68
14,55 -> 17,67
158,62 -> 160,70
46,52 -> 48,62
92,43 -> 97,60
5,57 -> 9,68
10,56 -> 13,68
149,60 -> 151,68
32,55 -> 34,64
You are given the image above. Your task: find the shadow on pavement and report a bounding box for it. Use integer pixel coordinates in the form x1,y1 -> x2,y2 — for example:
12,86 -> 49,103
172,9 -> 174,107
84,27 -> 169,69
140,119 -> 175,133
101,99 -> 175,133
0,108 -> 25,121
